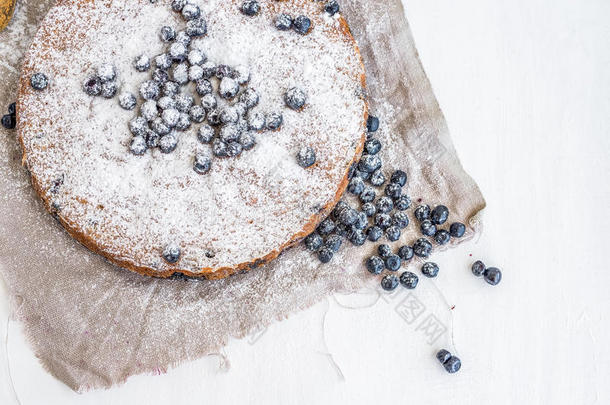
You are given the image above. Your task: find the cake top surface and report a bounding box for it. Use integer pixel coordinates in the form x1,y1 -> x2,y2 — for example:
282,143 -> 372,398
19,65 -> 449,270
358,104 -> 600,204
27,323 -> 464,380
18,0 -> 367,277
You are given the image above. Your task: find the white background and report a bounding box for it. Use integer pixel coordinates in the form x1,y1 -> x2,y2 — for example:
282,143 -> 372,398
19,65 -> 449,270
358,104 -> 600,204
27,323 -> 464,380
1,0 -> 609,403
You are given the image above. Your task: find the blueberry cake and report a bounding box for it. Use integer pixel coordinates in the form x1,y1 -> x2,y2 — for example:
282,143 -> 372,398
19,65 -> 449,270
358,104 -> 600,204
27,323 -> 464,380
17,0 -> 367,279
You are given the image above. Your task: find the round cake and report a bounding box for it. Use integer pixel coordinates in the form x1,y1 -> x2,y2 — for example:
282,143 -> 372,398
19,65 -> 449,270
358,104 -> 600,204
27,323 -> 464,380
17,0 -> 367,278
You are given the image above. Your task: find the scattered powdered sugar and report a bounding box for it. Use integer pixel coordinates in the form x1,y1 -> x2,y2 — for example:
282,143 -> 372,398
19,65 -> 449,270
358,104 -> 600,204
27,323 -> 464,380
18,0 -> 366,275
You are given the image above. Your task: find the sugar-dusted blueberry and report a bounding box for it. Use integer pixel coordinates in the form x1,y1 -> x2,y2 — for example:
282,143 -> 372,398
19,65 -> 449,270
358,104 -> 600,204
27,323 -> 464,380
381,274 -> 399,291
325,234 -> 343,253
390,170 -> 407,187
162,81 -> 180,97
140,80 -> 160,100
134,54 -> 151,72
162,242 -> 181,263
413,238 -> 432,258
186,17 -> 207,37
169,42 -> 187,62
317,218 -> 336,235
358,154 -> 381,173
212,138 -> 228,157
145,129 -> 159,148
247,111 -> 266,131
174,93 -> 193,112
215,64 -> 233,79
171,0 -> 186,12
375,196 -> 394,214
399,271 -> 418,289
362,202 -> 376,217
266,111 -> 283,130
334,223 -> 349,237
97,63 -> 116,82
471,260 -> 486,277
364,138 -> 381,155
129,116 -> 148,137
366,256 -> 384,275
2,114 -> 16,129
151,117 -> 170,135
304,232 -> 323,251
354,211 -> 368,230
175,112 -> 191,131
349,229 -> 366,246
353,168 -> 371,180
395,195 -> 411,211
377,244 -> 392,258
118,92 -> 136,110
347,177 -> 364,195
220,124 -> 240,143
339,207 -> 358,226
189,105 -> 206,123
30,73 -> 49,90
443,356 -> 461,374
233,65 -> 250,85
420,220 -> 437,237
239,88 -> 260,109
397,245 -> 414,261
332,201 -> 348,219
197,124 -> 214,144
374,213 -> 392,230
369,169 -> 385,187
385,183 -> 402,199
414,204 -> 431,222
175,30 -> 191,47
100,81 -> 118,98
207,109 -> 222,126
366,115 -> 379,132
181,2 -> 200,20
436,349 -> 451,365
430,205 -> 449,225
194,79 -> 212,97
367,226 -> 383,242
325,0 -> 340,16
449,222 -> 466,238
155,53 -> 173,70
219,77 -> 239,99
285,87 -> 307,110
193,152 -> 211,174
239,131 -> 256,150
160,26 -> 176,42
421,262 -> 439,278
82,76 -> 101,96
241,0 -> 260,16
385,254 -> 401,271
188,65 -> 204,82
392,212 -> 409,229
318,247 -> 334,263
141,100 -> 159,121
172,63 -> 189,85
293,15 -> 311,35
386,226 -> 401,242
275,13 -> 293,31
483,267 -> 502,286
130,136 -> 147,156
187,49 -> 206,66
434,229 -> 451,245
159,133 -> 178,153
219,106 -> 238,124
359,186 -> 376,203
234,103 -> 247,119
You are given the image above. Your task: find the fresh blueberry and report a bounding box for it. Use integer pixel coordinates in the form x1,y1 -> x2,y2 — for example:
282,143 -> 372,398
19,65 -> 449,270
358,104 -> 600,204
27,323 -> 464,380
375,213 -> 392,230
293,15 -> 312,35
207,109 -> 222,126
339,207 -> 358,226
353,168 -> 371,180
334,223 -> 349,237
359,186 -> 376,203
8,102 -> 16,115
233,65 -> 250,85
145,130 -> 159,148
381,274 -> 399,291
443,356 -> 461,373
239,131 -> 256,150
82,76 -> 101,96
161,108 -> 180,127
385,183 -> 402,199
358,154 -> 382,173
347,177 -> 365,195
186,17 -> 207,37
471,260 -> 486,277
369,169 -> 385,187
160,26 -> 177,42
220,106 -> 239,124
392,212 -> 409,229
364,138 -> 381,155
152,67 -> 169,84
2,114 -> 16,129
129,117 -> 148,137
30,73 -> 49,90
151,117 -> 171,135
134,54 -> 151,72
375,196 -> 394,214
331,202 -> 348,219
304,232 -> 323,251
397,245 -> 414,261
100,81 -> 118,98
285,87 -> 307,110
118,92 -> 137,110
354,211 -> 368,230
296,146 -> 316,168
395,195 -> 411,211
175,112 -> 191,131
189,105 -> 206,123
317,218 -> 336,235
96,63 -> 116,82
162,242 -> 181,263
159,133 -> 178,153
483,267 -> 502,285
362,202 -> 376,217
366,226 -> 383,241
275,13 -> 293,30
139,80 -> 160,100
266,112 -> 283,130
421,262 -> 439,278
241,0 -> 260,16
366,256 -> 384,275
195,78 -> 213,96
169,42 -> 188,62
239,88 -> 260,109
181,3 -> 200,20
220,124 -> 240,142
449,222 -> 466,237
172,63 -> 189,85
318,247 -> 334,263
171,0 -> 186,12
162,81 -> 180,97
366,115 -> 379,132
430,205 -> 449,225
377,244 -> 392,258
349,229 -> 366,246
141,100 -> 159,122
175,94 -> 194,112
399,271 -> 418,289
384,254 -> 401,271
385,226 -> 401,242
325,0 -> 340,15
193,152 -> 211,174
413,238 -> 432,258
434,230 -> 451,245
247,112 -> 266,131
390,170 -> 407,187
414,204 -> 431,221
420,220 -> 437,236
201,61 -> 217,78
188,65 -> 204,82
187,49 -> 206,66
154,53 -> 173,70
226,141 -> 243,157
325,234 -> 343,252
436,349 -> 451,364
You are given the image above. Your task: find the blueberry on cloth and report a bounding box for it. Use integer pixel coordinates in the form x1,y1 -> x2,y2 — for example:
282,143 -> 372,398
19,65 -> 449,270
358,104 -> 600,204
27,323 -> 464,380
381,274 -> 399,291
358,154 -> 382,173
129,117 -> 148,137
318,247 -> 334,263
364,138 -> 381,155
434,229 -> 451,245
414,204 -> 431,222
359,186 -> 376,203
375,196 -> 394,214
2,114 -> 16,129
395,195 -> 411,211
134,54 -> 151,72
377,244 -> 392,258
471,260 -> 486,277
443,356 -> 462,374
325,0 -> 340,16
181,3 -> 200,20
317,218 -> 336,235
82,76 -> 101,96
385,226 -> 401,242
186,18 -> 207,37
430,205 -> 449,225
421,262 -> 439,278
449,222 -> 466,237
304,232 -> 323,251
284,87 -> 307,110
219,77 -> 239,99
369,169 -> 385,187
160,26 -> 177,42
366,115 -> 379,132
392,212 -> 409,229
163,242 -> 181,263
118,92 -> 137,110
293,15 -> 312,35
347,177 -> 365,195
366,226 -> 383,242
275,13 -> 293,30
366,256 -> 384,275
266,112 -> 283,130
420,220 -> 437,237
399,271 -> 418,289
159,133 -> 178,153
384,254 -> 401,271
413,238 -> 432,258
325,234 -> 343,252
130,136 -> 147,156
436,349 -> 452,365
390,169 -> 407,187
248,112 -> 266,131
193,153 -> 211,174
96,63 -> 116,82
241,0 -> 260,16
362,202 -> 376,217
385,183 -> 402,199
140,80 -> 160,100
483,267 -> 502,285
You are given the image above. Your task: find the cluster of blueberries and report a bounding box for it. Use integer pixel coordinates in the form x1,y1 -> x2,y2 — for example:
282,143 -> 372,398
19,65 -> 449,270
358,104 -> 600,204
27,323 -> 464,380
82,63 -> 119,99
241,0 -> 340,34
1,102 -> 16,130
471,260 -> 502,286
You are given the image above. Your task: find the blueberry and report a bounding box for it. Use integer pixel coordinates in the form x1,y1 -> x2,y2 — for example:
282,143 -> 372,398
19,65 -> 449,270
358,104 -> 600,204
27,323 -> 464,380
430,205 -> 449,225
436,349 -> 451,364
366,256 -> 384,275
154,53 -> 173,70
390,170 -> 407,187
175,93 -> 194,112
325,0 -> 340,15
220,124 -> 240,142
358,154 -> 382,173
175,30 -> 192,47
195,78 -> 213,96
483,267 -> 502,285
128,136 -> 146,155
413,238 -> 432,258
339,207 -> 358,226
332,201 -> 349,218
414,204 -> 431,221
375,196 -> 394,214
151,117 -> 170,136
381,275 -> 399,291
97,63 -> 117,82
169,42 -> 188,62
241,0 -> 260,16
334,223 -> 349,237
362,202 -> 376,217
226,141 -> 244,157
160,26 -> 177,42
450,222 -> 466,238
129,117 -> 148,137
162,81 -> 180,97
285,87 -> 307,110
293,15 -> 312,35
181,3 -> 200,20
193,152 -> 211,174
421,262 -> 439,278
140,80 -> 160,100
266,112 -> 283,130
239,88 -> 260,109
145,130 -> 160,148
434,230 -> 451,245
82,76 -> 101,96
220,106 -> 239,124
395,195 -> 411,211
304,232 -> 323,251
364,138 -> 381,155
159,133 -> 178,153
100,81 -> 118,98
420,220 -> 437,236
366,115 -> 379,132
175,113 -> 191,131
239,131 -> 256,150
359,186 -> 376,203
349,229 -> 366,246
189,65 -> 204,81
325,234 -> 343,252
317,218 -> 335,235
219,77 -> 239,99
385,226 -> 401,242
162,242 -> 181,263
443,356 -> 461,373
161,108 -> 180,127
399,271 -> 418,289
366,226 -> 383,241
347,177 -> 365,195
141,100 -> 159,122
134,54 -> 151,72
189,105 -> 206,123
354,212 -> 368,230
296,146 -> 316,168
186,18 -> 207,37
377,244 -> 392,258
8,102 -> 16,115
369,169 -> 385,186
2,114 -> 16,129
248,112 -> 266,131
171,0 -> 186,12
392,212 -> 409,229
233,65 -> 250,85
207,109 -> 222,126
201,61 -> 217,78
385,254 -> 401,271
118,92 -> 137,110
375,213 -> 392,230
385,183 -> 402,199
172,63 -> 189,85
30,73 -> 49,90
318,247 -> 334,263
353,169 -> 371,180
471,260 -> 486,277
397,245 -> 414,261
275,13 -> 293,30
188,49 -> 206,66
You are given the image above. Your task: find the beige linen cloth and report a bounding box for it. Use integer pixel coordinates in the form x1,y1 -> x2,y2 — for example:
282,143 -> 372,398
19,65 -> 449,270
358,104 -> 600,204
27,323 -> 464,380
0,0 -> 485,391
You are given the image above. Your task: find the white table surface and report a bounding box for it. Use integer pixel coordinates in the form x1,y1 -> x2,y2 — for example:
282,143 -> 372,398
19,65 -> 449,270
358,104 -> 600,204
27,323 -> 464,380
1,0 -> 609,403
